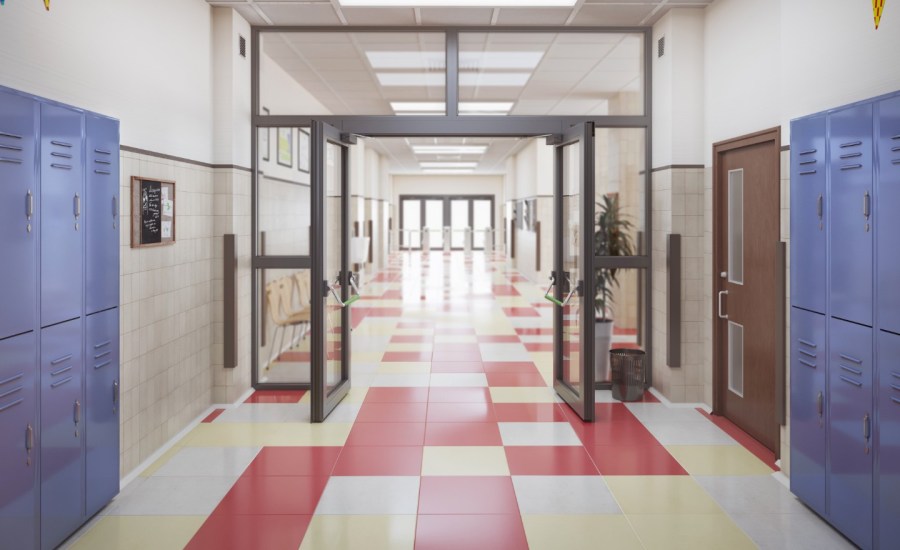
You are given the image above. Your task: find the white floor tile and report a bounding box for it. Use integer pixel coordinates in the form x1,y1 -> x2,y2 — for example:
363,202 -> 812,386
642,421 -> 738,445
624,403 -> 709,423
730,511 -> 856,550
695,475 -> 809,515
429,373 -> 488,387
315,477 -> 421,515
479,343 -> 533,362
498,422 -> 582,446
512,476 -> 621,515
105,476 -> 238,516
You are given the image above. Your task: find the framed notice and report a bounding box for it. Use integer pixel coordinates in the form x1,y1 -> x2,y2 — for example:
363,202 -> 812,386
277,127 -> 293,167
298,128 -> 310,173
131,177 -> 176,248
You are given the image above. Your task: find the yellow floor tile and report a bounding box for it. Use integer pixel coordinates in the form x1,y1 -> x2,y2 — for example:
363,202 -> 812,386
139,445 -> 182,477
421,446 -> 510,476
179,423 -> 352,447
353,351 -> 385,364
393,328 -> 434,336
666,445 -> 774,476
376,363 -> 431,374
627,514 -> 757,550
522,515 -> 643,550
343,386 -> 370,404
300,515 -> 416,550
604,476 -> 725,515
489,387 -> 559,403
69,516 -> 205,550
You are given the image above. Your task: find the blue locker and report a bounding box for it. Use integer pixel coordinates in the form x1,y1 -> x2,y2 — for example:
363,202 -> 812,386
790,115 -> 828,314
829,104 -> 874,327
877,329 -> 900,549
84,115 -> 120,315
0,332 -> 38,550
877,96 -> 900,335
84,308 -> 120,518
0,90 -> 38,340
790,307 -> 827,515
40,318 -> 84,550
828,317 -> 874,549
40,104 -> 84,328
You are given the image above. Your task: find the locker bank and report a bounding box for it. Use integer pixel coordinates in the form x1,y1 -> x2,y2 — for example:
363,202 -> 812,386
0,1 -> 898,549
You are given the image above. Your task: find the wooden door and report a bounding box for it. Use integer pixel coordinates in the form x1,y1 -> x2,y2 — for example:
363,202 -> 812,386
713,128 -> 781,452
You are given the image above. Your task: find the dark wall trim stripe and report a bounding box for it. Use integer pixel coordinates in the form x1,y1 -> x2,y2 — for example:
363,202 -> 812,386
259,172 -> 310,187
121,145 -> 252,172
650,164 -> 706,173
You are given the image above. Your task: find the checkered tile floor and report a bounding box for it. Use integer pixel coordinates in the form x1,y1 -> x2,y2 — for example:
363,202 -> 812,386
66,252 -> 852,550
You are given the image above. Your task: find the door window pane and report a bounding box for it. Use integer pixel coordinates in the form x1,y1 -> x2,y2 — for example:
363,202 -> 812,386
257,268 -> 312,384
595,128 -> 646,256
728,169 -> 744,284
325,142 -> 343,393
451,200 -> 469,248
594,268 -> 646,382
728,321 -> 744,397
257,126 -> 311,256
402,199 -> 421,249
424,199 -> 444,250
562,142 -> 582,392
473,200 -> 492,249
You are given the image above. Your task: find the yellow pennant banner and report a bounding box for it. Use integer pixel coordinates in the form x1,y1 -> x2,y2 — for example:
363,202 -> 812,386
44,0 -> 50,10
874,0 -> 885,28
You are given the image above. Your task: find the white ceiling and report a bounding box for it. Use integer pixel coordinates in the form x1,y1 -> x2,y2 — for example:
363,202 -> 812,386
366,136 -> 530,174
207,0 -> 714,28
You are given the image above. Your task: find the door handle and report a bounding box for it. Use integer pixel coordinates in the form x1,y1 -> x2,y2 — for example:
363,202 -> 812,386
863,191 -> 870,219
74,193 -> 81,218
817,194 -> 823,220
112,195 -> 118,228
328,277 -> 360,308
717,290 -> 729,319
113,379 -> 120,413
816,391 -> 823,426
544,272 -> 564,306
26,190 -> 34,219
25,424 -> 33,466
863,413 -> 870,454
74,400 -> 81,438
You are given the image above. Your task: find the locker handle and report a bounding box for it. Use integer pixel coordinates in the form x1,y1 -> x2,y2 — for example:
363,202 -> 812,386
816,392 -> 823,423
50,353 -> 73,366
25,424 -> 33,466
26,190 -> 33,220
113,196 -> 118,220
863,414 -> 870,454
74,193 -> 81,219
839,353 -> 862,364
113,380 -> 119,413
864,191 -> 870,219
74,400 -> 80,437
817,195 -> 823,220
717,290 -> 728,319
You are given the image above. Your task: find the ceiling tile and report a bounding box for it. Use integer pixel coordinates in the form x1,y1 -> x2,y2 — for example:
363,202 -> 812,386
419,8 -> 494,26
257,4 -> 342,25
570,4 -> 656,26
342,7 -> 417,25
232,5 -> 267,25
494,7 -> 572,26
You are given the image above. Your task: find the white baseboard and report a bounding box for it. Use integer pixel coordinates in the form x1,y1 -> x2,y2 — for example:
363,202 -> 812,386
648,386 -> 713,413
772,470 -> 790,489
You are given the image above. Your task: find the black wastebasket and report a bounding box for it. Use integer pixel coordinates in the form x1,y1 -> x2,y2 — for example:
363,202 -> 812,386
610,348 -> 645,402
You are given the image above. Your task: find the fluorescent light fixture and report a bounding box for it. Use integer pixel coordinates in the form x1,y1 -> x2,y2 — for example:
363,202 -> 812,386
391,101 -> 514,115
367,51 -> 544,71
420,162 -> 478,169
367,51 -> 445,70
412,145 -> 487,155
459,52 -> 545,70
423,169 -> 476,175
344,1 -> 576,6
460,102 -> 514,114
377,72 -> 531,87
391,101 -> 445,112
377,73 -> 445,87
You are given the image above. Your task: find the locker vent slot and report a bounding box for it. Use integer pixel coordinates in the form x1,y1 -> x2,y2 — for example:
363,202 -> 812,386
0,157 -> 23,164
892,397 -> 900,405
799,149 -> 817,155
840,141 -> 862,148
891,146 -> 900,152
51,353 -> 73,366
51,163 -> 72,170
0,398 -> 24,413
799,349 -> 816,358
94,169 -> 111,175
892,134 -> 900,140
798,338 -> 817,348
839,164 -> 862,170
799,358 -> 816,369
0,131 -> 23,140
799,170 -> 817,175
94,360 -> 111,370
51,140 -> 73,148
839,152 -> 862,159
94,350 -> 111,360
839,364 -> 862,376
893,159 -> 900,165
94,148 -> 111,155
0,385 -> 23,400
50,366 -> 73,377
94,340 -> 111,349
0,373 -> 23,387
799,159 -> 817,165
892,372 -> 900,379
95,159 -> 111,165
839,353 -> 862,364
50,377 -> 73,389
0,144 -> 23,152
839,375 -> 863,387
890,383 -> 900,392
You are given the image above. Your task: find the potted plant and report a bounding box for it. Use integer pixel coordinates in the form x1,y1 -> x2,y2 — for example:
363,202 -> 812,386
594,194 -> 635,382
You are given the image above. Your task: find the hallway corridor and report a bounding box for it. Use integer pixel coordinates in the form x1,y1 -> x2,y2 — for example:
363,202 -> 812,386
66,252 -> 850,550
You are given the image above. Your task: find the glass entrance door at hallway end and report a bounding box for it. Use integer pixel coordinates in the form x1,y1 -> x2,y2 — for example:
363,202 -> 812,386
310,121 -> 358,422
552,122 -> 596,421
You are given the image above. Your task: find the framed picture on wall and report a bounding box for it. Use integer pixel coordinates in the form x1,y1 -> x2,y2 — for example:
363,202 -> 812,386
277,127 -> 293,167
260,107 -> 270,162
298,128 -> 310,173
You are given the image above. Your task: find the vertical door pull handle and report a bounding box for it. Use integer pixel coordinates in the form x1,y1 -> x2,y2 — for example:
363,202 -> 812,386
25,424 -> 33,466
717,290 -> 728,319
863,413 -> 870,454
74,400 -> 81,437
864,191 -> 870,219
112,196 -> 118,219
74,193 -> 81,218
113,379 -> 120,413
26,190 -> 34,219
817,195 -> 823,220
816,391 -> 823,425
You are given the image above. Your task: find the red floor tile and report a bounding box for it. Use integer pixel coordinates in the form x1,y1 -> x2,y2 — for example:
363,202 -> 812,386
186,514 -> 312,550
363,307 -> 404,317
477,335 -> 521,343
482,361 -> 541,374
244,390 -> 307,404
428,387 -> 491,403
381,289 -> 404,299
575,421 -> 661,447
486,372 -> 547,387
431,349 -> 482,362
494,403 -> 567,422
427,402 -> 497,423
523,342 -> 554,352
276,351 -> 311,362
243,447 -> 342,477
587,445 -> 688,475
390,335 -> 432,343
593,403 -> 645,424
332,446 -> 423,476
424,422 -> 503,446
364,387 -> 430,403
697,408 -> 778,470
382,351 -> 433,362
491,285 -> 521,296
345,422 -> 426,446
432,343 -> 480,352
514,328 -> 553,336
202,409 -> 225,423
431,361 -> 484,373
502,307 -> 540,317
215,476 -> 328,515
356,402 -> 428,423
397,321 -> 434,328
415,515 -> 528,550
418,477 -> 519,515
505,446 -> 600,475
434,328 -> 476,335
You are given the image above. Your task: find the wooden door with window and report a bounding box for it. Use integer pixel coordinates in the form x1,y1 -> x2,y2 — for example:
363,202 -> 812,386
713,128 -> 782,453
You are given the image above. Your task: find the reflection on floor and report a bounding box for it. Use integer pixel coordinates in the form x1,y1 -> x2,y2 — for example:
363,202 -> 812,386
65,252 -> 852,550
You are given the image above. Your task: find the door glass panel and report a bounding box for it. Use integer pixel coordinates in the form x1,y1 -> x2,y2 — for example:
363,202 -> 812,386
325,141 -> 343,392
402,199 -> 421,249
728,169 -> 744,284
257,126 -> 312,256
595,128 -> 646,255
473,199 -> 492,249
595,268 -> 647,382
424,199 -> 444,250
728,321 -> 744,397
451,199 -> 469,248
257,268 -> 312,384
561,142 -> 583,392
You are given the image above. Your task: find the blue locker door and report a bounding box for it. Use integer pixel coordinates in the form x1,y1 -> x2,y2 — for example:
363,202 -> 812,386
0,90 -> 38,340
85,308 -> 119,517
40,318 -> 84,550
829,104 -> 874,326
40,104 -> 84,328
84,115 -> 119,316
790,116 -> 828,314
877,95 -> 900,335
828,317 -> 874,549
0,332 -> 38,550
877,329 -> 900,549
789,307 -> 827,515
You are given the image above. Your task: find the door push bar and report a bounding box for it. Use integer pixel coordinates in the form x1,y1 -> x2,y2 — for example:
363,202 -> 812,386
544,272 -> 578,308
328,273 -> 361,308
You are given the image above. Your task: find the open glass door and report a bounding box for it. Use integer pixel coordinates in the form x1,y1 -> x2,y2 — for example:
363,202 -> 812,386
311,121 -> 357,422
552,122 -> 596,421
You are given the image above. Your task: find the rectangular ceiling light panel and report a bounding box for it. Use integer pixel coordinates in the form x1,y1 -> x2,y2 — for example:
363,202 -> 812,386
343,1 -> 576,6
420,162 -> 478,168
377,73 -> 531,87
412,146 -> 488,154
423,169 -> 476,175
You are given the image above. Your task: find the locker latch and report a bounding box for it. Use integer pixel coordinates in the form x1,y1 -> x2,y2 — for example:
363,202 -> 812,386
113,379 -> 120,413
25,424 -> 33,466
816,392 -> 823,426
863,413 -> 871,454
74,193 -> 81,231
74,400 -> 81,438
26,189 -> 34,233
863,191 -> 871,233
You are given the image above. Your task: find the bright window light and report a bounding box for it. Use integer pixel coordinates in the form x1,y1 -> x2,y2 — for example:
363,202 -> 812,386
420,162 -> 478,169
423,169 -> 476,175
377,72 -> 532,87
344,0 -> 576,6
412,145 -> 487,155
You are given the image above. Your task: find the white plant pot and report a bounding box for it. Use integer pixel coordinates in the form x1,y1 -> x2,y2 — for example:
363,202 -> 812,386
595,319 -> 614,383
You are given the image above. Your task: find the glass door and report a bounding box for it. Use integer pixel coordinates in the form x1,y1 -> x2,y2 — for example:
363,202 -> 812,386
552,122 -> 595,421
424,199 -> 444,250
311,121 -> 357,422
450,199 -> 469,249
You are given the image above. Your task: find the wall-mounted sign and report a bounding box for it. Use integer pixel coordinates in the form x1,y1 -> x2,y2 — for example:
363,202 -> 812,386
131,177 -> 176,248
874,0 -> 886,28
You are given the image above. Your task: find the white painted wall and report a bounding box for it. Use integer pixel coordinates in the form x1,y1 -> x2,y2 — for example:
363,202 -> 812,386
212,8 -> 252,167
0,0 -> 216,163
260,51 -> 330,116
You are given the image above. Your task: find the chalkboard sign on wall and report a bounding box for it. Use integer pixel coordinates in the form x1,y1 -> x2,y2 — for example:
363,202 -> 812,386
131,177 -> 176,248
